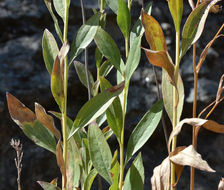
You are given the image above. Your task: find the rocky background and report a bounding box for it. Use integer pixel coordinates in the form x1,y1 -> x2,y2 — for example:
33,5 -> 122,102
0,0 -> 224,189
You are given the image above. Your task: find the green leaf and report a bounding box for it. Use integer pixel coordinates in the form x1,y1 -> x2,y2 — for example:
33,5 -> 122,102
42,29 -> 59,74
68,82 -> 124,138
162,70 -> 184,125
95,47 -> 103,68
125,100 -> 163,164
180,0 -> 221,58
53,0 -> 66,21
100,77 -> 123,141
70,12 -> 100,64
74,61 -> 94,89
123,153 -> 144,190
130,2 -> 152,46
38,181 -> 61,190
141,9 -> 167,51
43,0 -> 63,42
99,60 -> 114,77
105,0 -> 118,14
168,0 -> 183,32
23,120 -> 56,154
109,151 -> 120,190
88,123 -> 113,184
125,35 -> 142,83
94,27 -> 122,73
117,0 -> 131,38
83,169 -> 98,190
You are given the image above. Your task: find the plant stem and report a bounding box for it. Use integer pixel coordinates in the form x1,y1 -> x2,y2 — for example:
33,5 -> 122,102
190,43 -> 197,190
62,0 -> 69,189
171,29 -> 180,190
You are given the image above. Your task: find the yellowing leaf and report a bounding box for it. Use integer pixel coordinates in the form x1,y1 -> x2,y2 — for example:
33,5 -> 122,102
35,103 -> 61,140
141,9 -> 167,51
143,49 -> 175,85
6,93 -> 36,128
169,145 -> 215,172
151,157 -> 170,190
56,140 -> 67,187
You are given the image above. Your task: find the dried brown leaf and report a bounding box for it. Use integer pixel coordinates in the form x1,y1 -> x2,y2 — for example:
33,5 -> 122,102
143,49 -> 175,85
151,157 -> 170,190
168,118 -> 224,152
35,103 -> 61,140
218,178 -> 224,190
170,145 -> 215,172
56,140 -> 67,187
216,74 -> 224,103
6,93 -> 36,128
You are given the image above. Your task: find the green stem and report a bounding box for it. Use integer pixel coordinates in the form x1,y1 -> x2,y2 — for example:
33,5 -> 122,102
171,29 -> 180,190
62,0 -> 69,189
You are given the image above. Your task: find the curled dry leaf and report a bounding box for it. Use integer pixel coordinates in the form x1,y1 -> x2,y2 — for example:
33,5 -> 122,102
56,140 -> 67,188
218,178 -> 224,190
6,93 -> 36,128
168,118 -> 224,152
170,145 -> 215,173
151,157 -> 170,190
35,103 -> 61,140
216,74 -> 224,103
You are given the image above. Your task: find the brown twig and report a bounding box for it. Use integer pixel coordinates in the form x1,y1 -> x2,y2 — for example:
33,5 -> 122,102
10,139 -> 23,190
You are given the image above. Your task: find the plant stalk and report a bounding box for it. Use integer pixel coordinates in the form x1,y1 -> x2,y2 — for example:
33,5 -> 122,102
62,0 -> 69,189
190,43 -> 197,190
171,29 -> 180,190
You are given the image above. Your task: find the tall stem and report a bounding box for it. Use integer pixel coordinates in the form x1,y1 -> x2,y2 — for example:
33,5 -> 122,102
190,43 -> 197,190
171,29 -> 180,190
62,0 -> 69,189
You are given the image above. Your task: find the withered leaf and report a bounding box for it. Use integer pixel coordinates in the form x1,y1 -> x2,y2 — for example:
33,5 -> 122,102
35,103 -> 61,140
6,93 -> 36,128
170,145 -> 215,173
143,49 -> 175,85
168,118 -> 224,152
151,157 -> 170,190
56,140 -> 67,187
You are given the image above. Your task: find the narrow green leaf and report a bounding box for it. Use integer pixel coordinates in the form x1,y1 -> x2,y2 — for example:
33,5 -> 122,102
43,0 -> 63,42
68,82 -> 124,138
180,0 -> 221,58
123,153 -> 144,190
38,181 -> 61,190
95,47 -> 103,68
168,0 -> 183,32
74,61 -> 94,89
23,120 -> 56,154
99,60 -> 114,77
88,123 -> 113,184
125,100 -> 163,164
162,70 -> 184,124
83,169 -> 98,190
100,77 -> 123,141
53,0 -> 66,21
70,12 -> 101,63
42,29 -> 59,74
125,35 -> 142,83
94,27 -> 121,73
117,0 -> 131,38
105,0 -> 118,14
130,2 -> 152,46
109,161 -> 120,190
